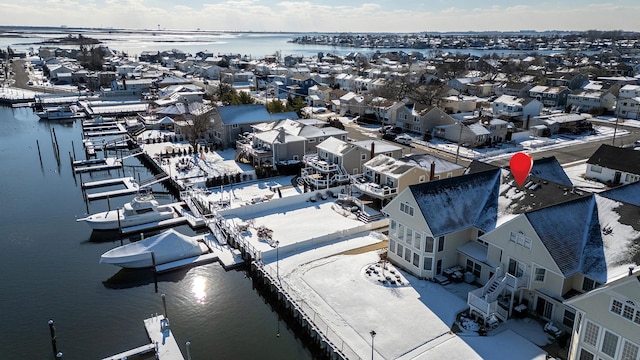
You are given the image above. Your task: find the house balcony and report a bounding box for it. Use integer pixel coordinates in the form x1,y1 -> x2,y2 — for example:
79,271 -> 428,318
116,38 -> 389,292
236,141 -> 273,158
300,170 -> 350,189
467,268 -> 529,324
351,175 -> 398,199
303,154 -> 340,173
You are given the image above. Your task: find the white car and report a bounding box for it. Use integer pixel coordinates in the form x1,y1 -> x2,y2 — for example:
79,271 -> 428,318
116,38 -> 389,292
395,135 -> 413,145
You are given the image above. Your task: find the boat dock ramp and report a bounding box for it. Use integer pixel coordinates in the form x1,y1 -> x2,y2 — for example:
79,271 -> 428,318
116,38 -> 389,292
102,314 -> 184,360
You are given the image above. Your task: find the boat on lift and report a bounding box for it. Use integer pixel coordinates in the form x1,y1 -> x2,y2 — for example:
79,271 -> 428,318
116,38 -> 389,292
77,192 -> 176,230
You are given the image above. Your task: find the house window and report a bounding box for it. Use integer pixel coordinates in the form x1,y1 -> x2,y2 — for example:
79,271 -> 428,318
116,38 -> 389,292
397,224 -> 404,240
601,330 -> 619,358
582,277 -> 596,292
413,232 -> 422,250
509,231 -> 532,249
397,243 -> 403,256
400,202 -> 414,216
590,165 -> 602,173
232,124 -> 238,128
611,299 -> 623,315
583,321 -> 600,347
621,340 -> 639,360
361,154 -> 367,160
309,138 -> 316,143
466,259 -> 481,278
419,175 -> 426,183
425,237 -> 434,253
406,228 -> 413,244
535,268 -> 546,282
437,236 -> 445,252
390,220 -> 396,232
423,257 -> 433,271
404,248 -> 411,262
389,239 -> 396,253
413,252 -> 419,267
623,301 -> 635,321
578,349 -> 595,360
563,309 -> 575,328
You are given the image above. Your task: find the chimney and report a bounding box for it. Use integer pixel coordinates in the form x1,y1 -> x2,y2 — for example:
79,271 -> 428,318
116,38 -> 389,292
630,266 -> 635,277
277,127 -> 286,143
430,161 -> 436,181
370,141 -> 375,160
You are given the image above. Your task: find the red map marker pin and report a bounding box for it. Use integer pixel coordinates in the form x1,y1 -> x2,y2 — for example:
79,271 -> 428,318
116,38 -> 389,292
510,152 -> 533,187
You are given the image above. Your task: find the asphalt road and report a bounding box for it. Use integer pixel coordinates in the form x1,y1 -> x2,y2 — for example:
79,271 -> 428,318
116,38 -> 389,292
344,120 -> 640,168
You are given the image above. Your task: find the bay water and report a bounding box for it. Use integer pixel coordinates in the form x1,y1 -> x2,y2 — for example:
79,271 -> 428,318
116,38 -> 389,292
0,106 -> 311,359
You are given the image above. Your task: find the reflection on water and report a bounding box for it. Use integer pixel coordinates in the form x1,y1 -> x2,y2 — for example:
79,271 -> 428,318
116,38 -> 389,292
102,267 -> 188,290
191,275 -> 207,304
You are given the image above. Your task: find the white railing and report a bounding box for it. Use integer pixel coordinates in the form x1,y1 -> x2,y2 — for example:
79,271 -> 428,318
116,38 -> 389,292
506,274 -> 529,290
468,292 -> 509,322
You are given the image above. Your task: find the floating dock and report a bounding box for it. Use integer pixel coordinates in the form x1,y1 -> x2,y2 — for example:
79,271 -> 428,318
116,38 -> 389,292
73,157 -> 122,173
102,314 -> 184,360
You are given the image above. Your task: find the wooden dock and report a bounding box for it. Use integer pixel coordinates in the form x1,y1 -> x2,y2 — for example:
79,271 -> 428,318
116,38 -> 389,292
154,234 -> 244,272
73,157 -> 122,173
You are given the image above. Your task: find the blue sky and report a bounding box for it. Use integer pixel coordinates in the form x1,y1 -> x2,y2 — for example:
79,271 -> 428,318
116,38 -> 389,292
1,0 -> 638,32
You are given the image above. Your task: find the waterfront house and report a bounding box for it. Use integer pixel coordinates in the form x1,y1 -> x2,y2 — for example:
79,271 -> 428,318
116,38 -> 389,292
384,161 -> 640,336
566,268 -> 640,360
210,104 -> 298,149
585,144 -> 640,185
351,154 -> 431,207
299,138 -> 402,190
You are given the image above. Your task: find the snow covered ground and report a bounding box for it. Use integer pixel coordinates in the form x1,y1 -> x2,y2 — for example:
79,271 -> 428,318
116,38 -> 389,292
262,246 -> 549,360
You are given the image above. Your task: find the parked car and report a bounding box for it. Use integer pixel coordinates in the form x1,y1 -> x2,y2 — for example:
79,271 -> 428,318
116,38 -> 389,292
382,132 -> 397,141
395,135 -> 413,145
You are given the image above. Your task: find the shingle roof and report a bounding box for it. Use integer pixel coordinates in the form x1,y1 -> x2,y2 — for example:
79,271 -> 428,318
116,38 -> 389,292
528,157 -> 574,187
410,168 -> 501,237
525,196 -> 606,279
599,181 -> 640,207
587,144 -> 640,175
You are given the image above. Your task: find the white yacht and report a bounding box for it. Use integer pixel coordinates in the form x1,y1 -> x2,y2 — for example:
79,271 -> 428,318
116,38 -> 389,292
100,229 -> 208,268
77,193 -> 176,231
36,105 -> 85,120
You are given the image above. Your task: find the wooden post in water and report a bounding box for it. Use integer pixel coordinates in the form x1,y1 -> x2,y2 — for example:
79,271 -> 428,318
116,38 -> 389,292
161,293 -> 168,319
71,141 -> 76,161
186,341 -> 192,360
36,139 -> 43,165
48,319 -> 60,358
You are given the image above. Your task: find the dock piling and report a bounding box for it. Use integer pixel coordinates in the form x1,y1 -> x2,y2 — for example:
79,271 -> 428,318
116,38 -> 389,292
48,319 -> 59,357
186,341 -> 192,360
36,140 -> 42,166
161,293 -> 168,320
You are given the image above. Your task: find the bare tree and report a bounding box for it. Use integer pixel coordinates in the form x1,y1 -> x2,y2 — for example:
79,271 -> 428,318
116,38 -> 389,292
182,105 -> 215,151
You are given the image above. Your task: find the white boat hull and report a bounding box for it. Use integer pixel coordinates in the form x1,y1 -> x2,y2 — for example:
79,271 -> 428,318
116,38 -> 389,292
78,207 -> 175,230
100,229 -> 206,268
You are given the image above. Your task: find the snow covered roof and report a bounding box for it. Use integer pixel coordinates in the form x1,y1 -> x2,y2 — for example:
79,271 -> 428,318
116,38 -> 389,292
410,168 -> 501,237
364,155 -> 414,177
401,153 -> 464,174
217,105 -> 298,125
351,140 -> 402,155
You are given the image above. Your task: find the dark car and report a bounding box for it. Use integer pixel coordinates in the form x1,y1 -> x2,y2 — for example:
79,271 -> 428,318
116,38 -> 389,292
382,132 -> 397,141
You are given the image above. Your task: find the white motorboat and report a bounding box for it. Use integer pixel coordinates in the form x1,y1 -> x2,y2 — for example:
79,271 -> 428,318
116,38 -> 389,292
100,229 -> 208,268
77,193 -> 176,230
36,105 -> 85,120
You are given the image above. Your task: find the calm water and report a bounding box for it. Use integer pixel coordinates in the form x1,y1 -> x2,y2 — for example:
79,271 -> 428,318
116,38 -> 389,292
0,29 -> 582,59
0,106 -> 311,359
